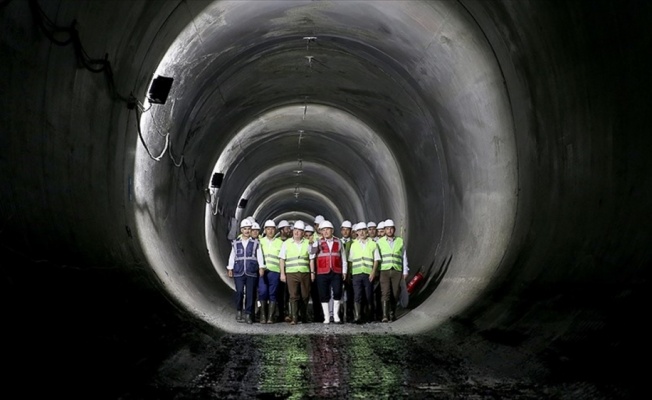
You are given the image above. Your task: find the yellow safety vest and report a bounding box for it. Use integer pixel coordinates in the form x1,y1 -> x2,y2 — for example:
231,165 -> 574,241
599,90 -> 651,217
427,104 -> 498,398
377,236 -> 404,271
349,240 -> 377,275
260,237 -> 283,272
283,238 -> 310,273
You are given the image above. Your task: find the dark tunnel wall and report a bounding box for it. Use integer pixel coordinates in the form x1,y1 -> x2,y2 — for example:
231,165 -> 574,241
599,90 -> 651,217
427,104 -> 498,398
1,0 -> 651,393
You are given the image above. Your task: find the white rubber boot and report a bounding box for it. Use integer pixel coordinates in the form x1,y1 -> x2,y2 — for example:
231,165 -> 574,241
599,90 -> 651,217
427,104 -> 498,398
333,300 -> 341,323
321,303 -> 330,324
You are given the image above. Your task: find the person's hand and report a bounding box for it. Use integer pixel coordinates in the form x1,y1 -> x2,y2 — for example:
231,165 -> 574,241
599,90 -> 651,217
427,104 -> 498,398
403,274 -> 408,281
311,273 -> 315,282
259,269 -> 264,277
227,270 -> 233,278
280,272 -> 286,282
368,274 -> 374,283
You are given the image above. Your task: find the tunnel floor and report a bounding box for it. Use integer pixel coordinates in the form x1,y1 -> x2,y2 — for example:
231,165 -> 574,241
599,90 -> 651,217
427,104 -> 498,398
4,252 -> 643,400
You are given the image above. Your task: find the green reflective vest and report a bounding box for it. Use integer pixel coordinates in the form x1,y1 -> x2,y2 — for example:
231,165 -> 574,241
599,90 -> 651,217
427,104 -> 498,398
349,240 -> 377,275
283,238 -> 311,273
260,237 -> 283,272
377,236 -> 404,271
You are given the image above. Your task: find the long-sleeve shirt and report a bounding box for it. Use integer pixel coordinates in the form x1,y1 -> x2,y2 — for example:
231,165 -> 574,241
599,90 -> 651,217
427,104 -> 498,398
226,238 -> 265,270
384,237 -> 409,274
310,238 -> 349,274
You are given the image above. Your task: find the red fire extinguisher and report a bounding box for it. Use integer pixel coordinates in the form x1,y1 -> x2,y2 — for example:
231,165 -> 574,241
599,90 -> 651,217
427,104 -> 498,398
406,266 -> 425,294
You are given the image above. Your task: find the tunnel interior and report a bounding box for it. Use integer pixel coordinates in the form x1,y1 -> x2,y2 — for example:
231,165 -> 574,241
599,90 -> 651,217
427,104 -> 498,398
1,0 -> 651,397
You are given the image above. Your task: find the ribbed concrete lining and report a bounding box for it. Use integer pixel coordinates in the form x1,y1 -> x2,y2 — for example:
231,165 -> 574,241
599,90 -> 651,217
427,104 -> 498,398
2,0 -> 648,345
130,0 -> 516,333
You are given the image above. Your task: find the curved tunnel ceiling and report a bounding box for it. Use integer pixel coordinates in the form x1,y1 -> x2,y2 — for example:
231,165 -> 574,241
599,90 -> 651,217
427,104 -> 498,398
132,0 -> 517,333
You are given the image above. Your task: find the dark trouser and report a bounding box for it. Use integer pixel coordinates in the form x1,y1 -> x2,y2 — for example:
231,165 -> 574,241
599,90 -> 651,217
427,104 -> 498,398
380,269 -> 402,302
352,273 -> 373,306
311,278 -> 323,322
234,274 -> 258,315
277,280 -> 288,319
316,270 -> 343,302
286,272 -> 311,304
258,270 -> 280,302
344,278 -> 354,320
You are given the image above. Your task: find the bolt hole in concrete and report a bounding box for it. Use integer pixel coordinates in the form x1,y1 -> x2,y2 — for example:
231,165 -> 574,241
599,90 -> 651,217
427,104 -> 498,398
133,0 -> 516,335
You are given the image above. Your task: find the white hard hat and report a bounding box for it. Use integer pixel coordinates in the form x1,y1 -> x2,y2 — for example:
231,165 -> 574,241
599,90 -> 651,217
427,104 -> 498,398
384,219 -> 395,227
264,220 -> 276,228
356,222 -> 367,231
314,215 -> 325,224
293,220 -> 306,230
305,225 -> 314,232
319,220 -> 334,230
377,221 -> 385,229
277,220 -> 290,229
246,216 -> 256,223
367,221 -> 377,228
240,219 -> 253,228
341,220 -> 352,229
251,222 -> 261,230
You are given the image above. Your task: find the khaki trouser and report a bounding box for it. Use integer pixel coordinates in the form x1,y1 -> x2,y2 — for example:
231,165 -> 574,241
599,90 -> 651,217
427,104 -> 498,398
286,272 -> 311,303
380,269 -> 402,302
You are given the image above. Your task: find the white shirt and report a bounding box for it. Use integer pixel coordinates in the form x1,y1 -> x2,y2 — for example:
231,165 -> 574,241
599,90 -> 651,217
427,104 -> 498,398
311,237 -> 349,274
226,238 -> 265,270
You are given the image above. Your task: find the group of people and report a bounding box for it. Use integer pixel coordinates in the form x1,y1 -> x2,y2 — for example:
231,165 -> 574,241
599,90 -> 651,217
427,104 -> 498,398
226,215 -> 408,326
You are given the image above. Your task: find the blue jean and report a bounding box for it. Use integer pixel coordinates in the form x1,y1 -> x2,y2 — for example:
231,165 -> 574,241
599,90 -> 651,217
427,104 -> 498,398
234,274 -> 258,315
258,270 -> 280,302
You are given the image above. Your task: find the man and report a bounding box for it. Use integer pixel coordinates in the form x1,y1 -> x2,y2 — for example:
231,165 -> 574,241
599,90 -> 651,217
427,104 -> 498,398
377,219 -> 409,322
313,215 -> 325,242
274,219 -> 292,321
375,221 -> 385,241
304,224 -> 315,242
348,223 -> 380,323
258,220 -> 284,323
279,220 -> 314,325
311,220 -> 347,324
251,222 -> 261,241
339,220 -> 354,322
227,219 -> 265,324
367,221 -> 377,241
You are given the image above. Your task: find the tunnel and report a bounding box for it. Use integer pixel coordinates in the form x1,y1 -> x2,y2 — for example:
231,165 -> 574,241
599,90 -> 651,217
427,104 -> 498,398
1,0 -> 650,398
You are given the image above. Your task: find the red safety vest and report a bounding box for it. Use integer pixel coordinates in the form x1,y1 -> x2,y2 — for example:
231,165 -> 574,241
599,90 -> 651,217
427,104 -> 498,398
316,237 -> 343,274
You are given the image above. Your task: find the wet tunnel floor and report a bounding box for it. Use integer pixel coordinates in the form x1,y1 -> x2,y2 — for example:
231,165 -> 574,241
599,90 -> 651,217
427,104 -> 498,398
117,332 -> 629,400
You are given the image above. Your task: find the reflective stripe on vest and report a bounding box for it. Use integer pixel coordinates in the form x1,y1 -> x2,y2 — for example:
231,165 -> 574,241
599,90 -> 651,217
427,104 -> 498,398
284,239 -> 310,273
233,239 -> 260,277
260,237 -> 283,272
377,236 -> 404,271
316,238 -> 343,274
349,240 -> 377,275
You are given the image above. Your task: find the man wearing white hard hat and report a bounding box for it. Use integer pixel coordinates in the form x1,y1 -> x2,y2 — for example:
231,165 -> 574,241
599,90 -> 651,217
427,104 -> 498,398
251,222 -> 261,241
279,220 -> 313,325
367,221 -> 378,241
304,224 -> 315,242
313,215 -> 325,241
276,220 -> 292,241
226,219 -> 266,324
339,220 -> 355,322
348,222 -> 381,323
310,220 -> 348,324
257,220 -> 284,324
377,219 -> 409,322
375,221 -> 386,240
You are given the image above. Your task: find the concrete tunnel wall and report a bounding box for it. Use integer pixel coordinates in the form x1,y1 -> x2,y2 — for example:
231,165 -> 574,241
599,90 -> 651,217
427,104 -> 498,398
1,0 -> 651,377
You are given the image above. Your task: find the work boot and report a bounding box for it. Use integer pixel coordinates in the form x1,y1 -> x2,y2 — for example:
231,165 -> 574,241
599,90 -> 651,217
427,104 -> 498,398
290,301 -> 299,325
267,301 -> 276,324
285,301 -> 292,323
354,303 -> 362,324
236,310 -> 244,323
245,313 -> 253,324
333,300 -> 341,324
382,301 -> 389,323
300,302 -> 309,324
321,303 -> 330,324
259,302 -> 268,324
389,302 -> 396,321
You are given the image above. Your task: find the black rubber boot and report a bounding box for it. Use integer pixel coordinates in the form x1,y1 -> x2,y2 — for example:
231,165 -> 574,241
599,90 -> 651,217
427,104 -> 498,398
245,313 -> 253,324
267,301 -> 276,324
354,303 -> 362,324
290,301 -> 298,325
301,302 -> 309,324
236,310 -> 244,323
382,301 -> 389,323
260,302 -> 268,324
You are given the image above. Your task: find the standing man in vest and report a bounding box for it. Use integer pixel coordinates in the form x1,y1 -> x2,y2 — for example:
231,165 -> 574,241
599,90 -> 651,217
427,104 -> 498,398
376,221 -> 385,240
339,220 -> 354,322
258,220 -> 284,323
279,220 -> 314,325
348,223 -> 381,323
311,220 -> 347,324
313,215 -> 325,242
227,219 -> 265,324
377,219 -> 409,322
275,219 -> 292,321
